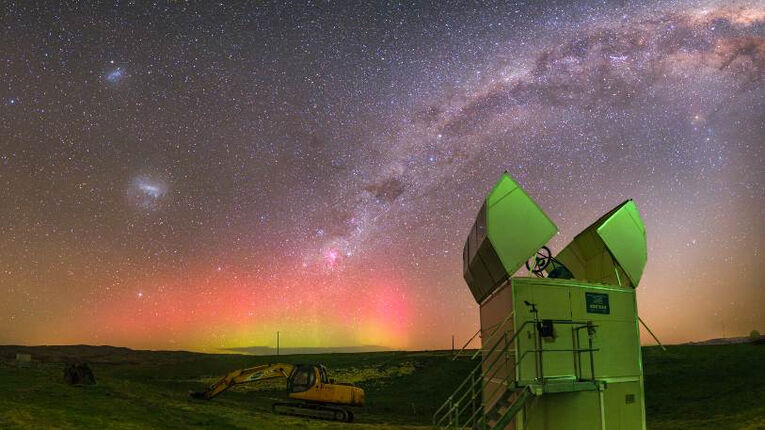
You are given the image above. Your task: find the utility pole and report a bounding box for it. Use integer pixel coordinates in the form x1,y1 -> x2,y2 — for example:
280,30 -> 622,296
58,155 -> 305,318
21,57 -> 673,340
452,335 -> 455,352
277,331 -> 280,357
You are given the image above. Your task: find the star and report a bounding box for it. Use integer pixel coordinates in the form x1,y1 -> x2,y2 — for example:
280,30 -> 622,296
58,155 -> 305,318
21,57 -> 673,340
0,1 -> 762,353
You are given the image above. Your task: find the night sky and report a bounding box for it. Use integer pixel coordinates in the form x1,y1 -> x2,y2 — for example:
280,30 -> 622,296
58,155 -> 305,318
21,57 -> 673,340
1,1 -> 763,352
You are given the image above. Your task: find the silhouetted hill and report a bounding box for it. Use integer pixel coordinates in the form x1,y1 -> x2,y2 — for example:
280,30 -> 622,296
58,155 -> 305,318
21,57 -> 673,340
222,345 -> 394,355
683,335 -> 764,346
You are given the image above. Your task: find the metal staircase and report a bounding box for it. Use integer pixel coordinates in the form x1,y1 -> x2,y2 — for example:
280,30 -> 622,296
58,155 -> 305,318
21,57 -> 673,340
483,386 -> 533,430
433,315 -> 602,429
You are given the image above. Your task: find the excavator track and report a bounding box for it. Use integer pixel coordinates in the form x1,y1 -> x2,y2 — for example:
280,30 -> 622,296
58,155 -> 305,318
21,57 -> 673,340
273,402 -> 354,422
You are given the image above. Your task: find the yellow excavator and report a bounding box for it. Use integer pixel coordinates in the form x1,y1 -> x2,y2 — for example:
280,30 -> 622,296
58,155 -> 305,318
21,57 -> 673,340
190,363 -> 364,422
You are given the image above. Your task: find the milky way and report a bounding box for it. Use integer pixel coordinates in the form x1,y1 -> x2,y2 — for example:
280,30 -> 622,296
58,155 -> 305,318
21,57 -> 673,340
0,1 -> 762,351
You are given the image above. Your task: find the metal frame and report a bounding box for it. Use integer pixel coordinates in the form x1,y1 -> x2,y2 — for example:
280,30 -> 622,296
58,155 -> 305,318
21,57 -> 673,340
433,316 -> 601,429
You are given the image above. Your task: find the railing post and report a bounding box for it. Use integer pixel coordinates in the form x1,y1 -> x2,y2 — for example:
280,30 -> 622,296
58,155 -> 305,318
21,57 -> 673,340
507,330 -> 515,388
478,358 -> 484,429
588,322 -> 596,380
446,396 -> 454,427
503,330 -> 508,379
533,323 -> 539,381
448,397 -> 458,428
574,326 -> 581,380
471,371 -> 476,427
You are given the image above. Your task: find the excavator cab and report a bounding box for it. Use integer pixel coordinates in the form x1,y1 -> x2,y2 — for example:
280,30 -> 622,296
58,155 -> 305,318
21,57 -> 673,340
287,364 -> 331,393
287,364 -> 316,393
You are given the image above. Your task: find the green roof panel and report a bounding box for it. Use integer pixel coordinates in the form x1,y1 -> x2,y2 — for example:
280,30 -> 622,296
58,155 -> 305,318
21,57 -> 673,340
486,173 -> 558,280
555,200 -> 647,288
596,200 -> 647,287
462,172 -> 558,303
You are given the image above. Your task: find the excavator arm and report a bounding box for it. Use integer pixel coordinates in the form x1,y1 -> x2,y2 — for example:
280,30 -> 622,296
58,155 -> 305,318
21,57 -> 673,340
191,363 -> 295,400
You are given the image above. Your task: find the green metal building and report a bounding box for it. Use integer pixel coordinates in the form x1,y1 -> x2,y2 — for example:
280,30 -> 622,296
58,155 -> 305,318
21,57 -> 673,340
434,172 -> 647,430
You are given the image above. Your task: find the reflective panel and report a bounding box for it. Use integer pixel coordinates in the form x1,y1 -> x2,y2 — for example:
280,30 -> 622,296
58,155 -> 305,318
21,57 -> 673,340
463,172 -> 558,303
555,200 -> 647,288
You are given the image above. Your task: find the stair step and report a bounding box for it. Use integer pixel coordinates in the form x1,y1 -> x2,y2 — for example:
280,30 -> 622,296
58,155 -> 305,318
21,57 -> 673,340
490,387 -> 534,430
485,387 -> 523,422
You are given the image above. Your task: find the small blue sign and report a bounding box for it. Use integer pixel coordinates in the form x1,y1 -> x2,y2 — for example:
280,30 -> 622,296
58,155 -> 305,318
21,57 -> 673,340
586,292 -> 610,314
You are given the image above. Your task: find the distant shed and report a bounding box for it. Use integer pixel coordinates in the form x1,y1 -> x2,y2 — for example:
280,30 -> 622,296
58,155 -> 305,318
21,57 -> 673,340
16,353 -> 32,367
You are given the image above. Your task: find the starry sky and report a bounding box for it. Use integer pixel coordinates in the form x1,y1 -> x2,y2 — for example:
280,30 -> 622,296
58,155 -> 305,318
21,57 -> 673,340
1,1 -> 763,352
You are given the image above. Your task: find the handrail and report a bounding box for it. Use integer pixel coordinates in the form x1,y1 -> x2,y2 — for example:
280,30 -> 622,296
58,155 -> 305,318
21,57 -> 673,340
471,311 -> 514,360
452,327 -> 482,360
451,342 -> 516,422
459,322 -> 547,425
434,320 -> 532,427
457,339 -> 596,428
459,332 -> 533,427
443,367 -> 485,427
458,350 -> 517,425
435,319 -> 598,427
434,318 -> 601,429
432,365 -> 482,422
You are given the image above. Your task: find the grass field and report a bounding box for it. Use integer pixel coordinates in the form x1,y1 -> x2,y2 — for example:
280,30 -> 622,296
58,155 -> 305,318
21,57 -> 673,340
0,343 -> 762,429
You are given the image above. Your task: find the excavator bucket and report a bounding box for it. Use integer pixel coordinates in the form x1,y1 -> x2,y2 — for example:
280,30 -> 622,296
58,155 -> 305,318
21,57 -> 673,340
463,172 -> 558,303
190,391 -> 207,400
555,200 -> 647,288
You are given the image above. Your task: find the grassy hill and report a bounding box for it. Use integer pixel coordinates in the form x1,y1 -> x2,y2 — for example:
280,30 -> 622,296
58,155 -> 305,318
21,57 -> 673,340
643,343 -> 764,430
0,343 -> 762,429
